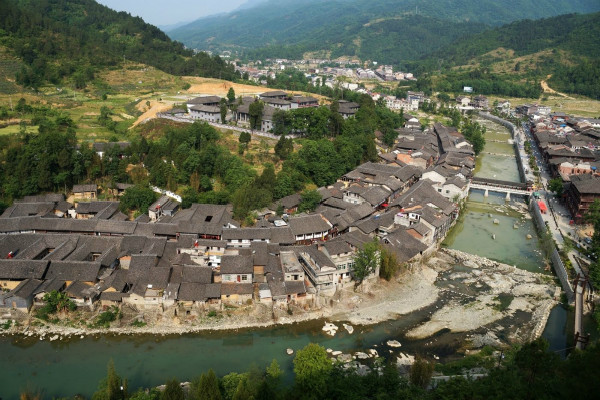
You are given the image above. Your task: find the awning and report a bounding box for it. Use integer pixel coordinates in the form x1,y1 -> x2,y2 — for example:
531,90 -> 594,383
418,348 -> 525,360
538,201 -> 547,212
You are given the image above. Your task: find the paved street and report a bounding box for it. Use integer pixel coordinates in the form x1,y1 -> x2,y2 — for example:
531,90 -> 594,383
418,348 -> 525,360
520,121 -> 593,298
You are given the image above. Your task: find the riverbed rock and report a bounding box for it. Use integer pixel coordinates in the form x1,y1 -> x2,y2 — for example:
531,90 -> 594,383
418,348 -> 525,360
326,348 -> 333,353
493,219 -> 500,225
338,353 -> 352,362
331,350 -> 342,356
343,323 -> 354,334
322,322 -> 338,336
355,352 -> 369,360
286,348 -> 294,355
369,349 -> 379,357
387,340 -> 402,348
356,364 -> 371,376
526,234 -> 532,240
396,353 -> 415,366
513,224 -> 519,229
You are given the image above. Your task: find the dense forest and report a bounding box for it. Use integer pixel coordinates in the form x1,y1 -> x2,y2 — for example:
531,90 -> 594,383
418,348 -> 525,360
169,0 -> 600,62
0,0 -> 239,90
39,338 -> 600,400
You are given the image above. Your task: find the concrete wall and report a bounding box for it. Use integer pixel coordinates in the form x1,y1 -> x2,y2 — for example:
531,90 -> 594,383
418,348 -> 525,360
529,200 -> 575,302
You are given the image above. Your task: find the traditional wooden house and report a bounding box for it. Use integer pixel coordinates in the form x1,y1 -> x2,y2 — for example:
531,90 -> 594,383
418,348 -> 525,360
0,278 -> 42,311
72,184 -> 98,200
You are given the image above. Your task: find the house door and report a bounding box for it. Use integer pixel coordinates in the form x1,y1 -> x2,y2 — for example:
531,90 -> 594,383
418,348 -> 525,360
237,275 -> 241,282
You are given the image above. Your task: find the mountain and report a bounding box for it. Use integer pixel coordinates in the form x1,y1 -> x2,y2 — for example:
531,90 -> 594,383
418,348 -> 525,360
409,12 -> 600,99
0,0 -> 239,90
168,0 -> 600,62
158,20 -> 194,32
234,0 -> 269,11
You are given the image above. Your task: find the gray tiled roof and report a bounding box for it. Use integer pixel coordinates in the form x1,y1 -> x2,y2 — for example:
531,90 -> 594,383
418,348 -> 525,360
45,261 -> 101,282
221,255 -> 253,274
0,259 -> 49,280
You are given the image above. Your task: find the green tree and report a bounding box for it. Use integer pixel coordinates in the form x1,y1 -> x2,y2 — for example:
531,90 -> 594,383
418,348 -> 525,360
191,369 -> 222,400
249,100 -> 264,130
160,379 -> 184,400
352,239 -> 380,285
239,131 -> 251,153
129,389 -> 161,400
293,343 -> 332,400
119,185 -> 157,214
92,360 -> 128,400
379,245 -> 399,281
298,189 -> 322,213
221,373 -> 245,400
409,356 -> 434,389
274,135 -> 293,160
220,98 -> 228,124
227,88 -> 236,104
548,178 -> 564,196
232,376 -> 254,400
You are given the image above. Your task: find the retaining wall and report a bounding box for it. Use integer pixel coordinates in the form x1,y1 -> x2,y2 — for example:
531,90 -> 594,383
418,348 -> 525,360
529,200 -> 575,302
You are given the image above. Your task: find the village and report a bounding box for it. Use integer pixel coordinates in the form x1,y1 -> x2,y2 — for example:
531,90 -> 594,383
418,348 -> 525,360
0,104 -> 476,326
2,87 -> 600,338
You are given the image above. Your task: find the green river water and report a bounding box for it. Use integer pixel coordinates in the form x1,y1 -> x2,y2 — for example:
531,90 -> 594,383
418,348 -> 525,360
0,118 -> 569,399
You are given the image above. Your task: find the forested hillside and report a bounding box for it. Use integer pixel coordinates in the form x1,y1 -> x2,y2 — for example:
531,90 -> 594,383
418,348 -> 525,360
0,0 -> 239,90
409,12 -> 600,99
169,0 -> 600,63
415,12 -> 600,70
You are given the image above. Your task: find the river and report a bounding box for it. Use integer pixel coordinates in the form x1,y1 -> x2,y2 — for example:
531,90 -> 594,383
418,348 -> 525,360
444,117 -> 568,355
0,118 -> 569,399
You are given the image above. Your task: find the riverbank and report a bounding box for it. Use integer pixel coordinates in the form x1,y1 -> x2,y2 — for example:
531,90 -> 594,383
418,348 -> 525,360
0,248 -> 559,351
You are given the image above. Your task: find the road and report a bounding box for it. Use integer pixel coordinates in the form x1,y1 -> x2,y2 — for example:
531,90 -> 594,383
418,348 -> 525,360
153,113 -> 298,140
520,121 -> 593,298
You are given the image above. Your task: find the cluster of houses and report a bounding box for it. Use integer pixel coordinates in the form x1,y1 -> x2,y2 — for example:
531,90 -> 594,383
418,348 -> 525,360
524,110 -> 600,223
235,58 -> 415,87
182,91 -> 361,132
455,95 -> 490,111
0,119 -> 475,316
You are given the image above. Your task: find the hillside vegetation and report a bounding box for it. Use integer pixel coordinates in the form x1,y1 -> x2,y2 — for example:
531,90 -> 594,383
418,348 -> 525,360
169,0 -> 600,63
408,12 -> 600,100
0,0 -> 239,90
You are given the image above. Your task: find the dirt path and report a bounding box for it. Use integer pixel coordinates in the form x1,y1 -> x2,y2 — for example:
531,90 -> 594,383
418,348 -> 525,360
541,75 -> 574,99
132,100 -> 173,128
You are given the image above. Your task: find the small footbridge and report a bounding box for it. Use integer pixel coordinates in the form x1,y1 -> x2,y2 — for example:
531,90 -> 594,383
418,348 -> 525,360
469,177 -> 533,200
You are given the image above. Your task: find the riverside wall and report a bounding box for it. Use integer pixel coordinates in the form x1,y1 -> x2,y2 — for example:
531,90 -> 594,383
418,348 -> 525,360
529,200 -> 575,302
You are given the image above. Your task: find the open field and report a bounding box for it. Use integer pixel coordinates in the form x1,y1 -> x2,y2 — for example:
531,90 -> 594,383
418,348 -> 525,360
485,93 -> 600,118
0,123 -> 38,135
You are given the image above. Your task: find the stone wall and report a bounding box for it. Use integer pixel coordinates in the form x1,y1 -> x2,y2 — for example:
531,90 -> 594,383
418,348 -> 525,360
529,200 -> 575,302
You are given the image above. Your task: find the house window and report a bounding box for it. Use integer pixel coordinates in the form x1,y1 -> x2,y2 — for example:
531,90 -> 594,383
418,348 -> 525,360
241,275 -> 248,281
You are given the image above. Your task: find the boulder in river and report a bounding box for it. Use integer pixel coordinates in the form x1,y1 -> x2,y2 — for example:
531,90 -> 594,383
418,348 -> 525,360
387,340 -> 402,348
322,322 -> 338,336
343,323 -> 354,334
286,348 -> 294,355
